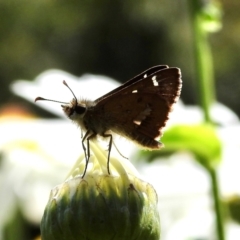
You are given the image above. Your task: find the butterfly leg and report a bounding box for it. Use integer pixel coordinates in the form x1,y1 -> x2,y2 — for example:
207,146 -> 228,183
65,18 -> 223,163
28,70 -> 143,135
112,140 -> 128,160
81,130 -> 96,178
102,133 -> 113,175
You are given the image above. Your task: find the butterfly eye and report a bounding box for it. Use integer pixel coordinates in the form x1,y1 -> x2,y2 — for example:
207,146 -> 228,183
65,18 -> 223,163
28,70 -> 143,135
75,105 -> 86,115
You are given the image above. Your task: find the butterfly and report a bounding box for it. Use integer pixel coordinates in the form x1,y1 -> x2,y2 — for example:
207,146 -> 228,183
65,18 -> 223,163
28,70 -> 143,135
35,65 -> 182,177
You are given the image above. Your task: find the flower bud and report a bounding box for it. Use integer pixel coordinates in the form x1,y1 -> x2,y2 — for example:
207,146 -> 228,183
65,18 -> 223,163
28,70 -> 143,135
41,141 -> 160,240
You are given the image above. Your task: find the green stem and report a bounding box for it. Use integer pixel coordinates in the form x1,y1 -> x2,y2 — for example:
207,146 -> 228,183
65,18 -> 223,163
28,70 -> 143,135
209,168 -> 225,240
188,1 -> 225,240
188,0 -> 216,123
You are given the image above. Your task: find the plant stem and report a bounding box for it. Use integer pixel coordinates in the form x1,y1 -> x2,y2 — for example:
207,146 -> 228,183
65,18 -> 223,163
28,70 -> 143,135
209,167 -> 225,240
188,0 -> 216,124
188,1 -> 225,240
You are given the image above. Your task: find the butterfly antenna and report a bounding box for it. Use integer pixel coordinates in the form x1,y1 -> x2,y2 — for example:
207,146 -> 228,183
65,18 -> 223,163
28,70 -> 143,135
35,97 -> 68,104
63,80 -> 78,101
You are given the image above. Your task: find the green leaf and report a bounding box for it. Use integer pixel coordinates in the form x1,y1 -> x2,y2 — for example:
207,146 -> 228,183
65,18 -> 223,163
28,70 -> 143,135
139,124 -> 222,169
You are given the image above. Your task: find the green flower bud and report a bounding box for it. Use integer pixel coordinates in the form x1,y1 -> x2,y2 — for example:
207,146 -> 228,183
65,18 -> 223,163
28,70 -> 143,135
41,141 -> 160,240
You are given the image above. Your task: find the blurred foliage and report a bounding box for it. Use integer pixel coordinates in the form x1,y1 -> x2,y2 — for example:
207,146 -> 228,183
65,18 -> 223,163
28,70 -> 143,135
0,0 -> 240,117
226,195 -> 240,225
3,207 -> 39,240
138,124 -> 222,168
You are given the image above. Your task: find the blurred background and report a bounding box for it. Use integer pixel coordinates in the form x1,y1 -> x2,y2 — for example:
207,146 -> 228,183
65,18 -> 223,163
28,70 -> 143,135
1,0 -> 240,240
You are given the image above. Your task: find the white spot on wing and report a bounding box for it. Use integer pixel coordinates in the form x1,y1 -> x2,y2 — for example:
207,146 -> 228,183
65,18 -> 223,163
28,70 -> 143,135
133,120 -> 141,125
132,90 -> 138,93
152,75 -> 158,86
133,105 -> 152,126
144,74 -> 147,78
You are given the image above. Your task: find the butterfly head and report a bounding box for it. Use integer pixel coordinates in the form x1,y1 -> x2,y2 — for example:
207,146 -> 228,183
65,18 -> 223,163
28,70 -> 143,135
61,98 -> 86,120
35,80 -> 88,124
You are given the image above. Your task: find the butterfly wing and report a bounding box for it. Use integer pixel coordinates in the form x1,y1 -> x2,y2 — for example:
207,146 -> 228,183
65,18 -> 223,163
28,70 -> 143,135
95,65 -> 168,103
95,67 -> 182,149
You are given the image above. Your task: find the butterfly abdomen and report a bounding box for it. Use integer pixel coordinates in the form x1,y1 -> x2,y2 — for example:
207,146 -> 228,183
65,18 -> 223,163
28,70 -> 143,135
131,131 -> 162,149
